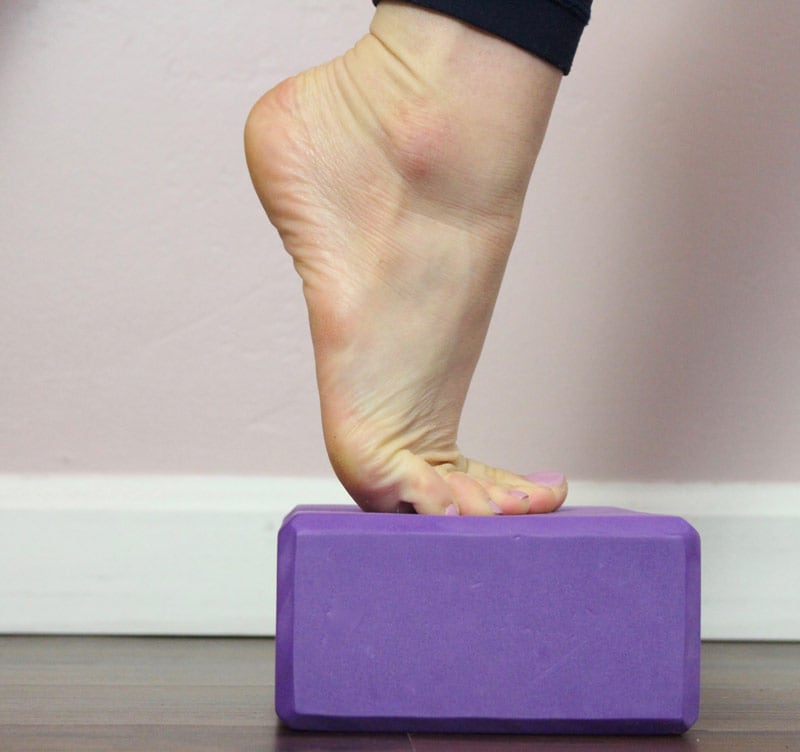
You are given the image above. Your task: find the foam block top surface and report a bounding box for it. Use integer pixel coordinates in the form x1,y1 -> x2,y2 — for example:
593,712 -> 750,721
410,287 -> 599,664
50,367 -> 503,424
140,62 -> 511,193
282,503 -> 696,538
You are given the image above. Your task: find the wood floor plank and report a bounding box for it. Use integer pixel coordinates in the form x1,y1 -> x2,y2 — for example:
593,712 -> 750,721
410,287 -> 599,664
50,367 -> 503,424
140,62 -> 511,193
409,732 -> 800,751
0,725 -> 272,752
0,638 -> 797,751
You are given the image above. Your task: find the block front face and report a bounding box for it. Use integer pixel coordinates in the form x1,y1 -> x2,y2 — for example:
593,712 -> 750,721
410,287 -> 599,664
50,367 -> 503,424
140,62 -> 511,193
276,506 -> 700,734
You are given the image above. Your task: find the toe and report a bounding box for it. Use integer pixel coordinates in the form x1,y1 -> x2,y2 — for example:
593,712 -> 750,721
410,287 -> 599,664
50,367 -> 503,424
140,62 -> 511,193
464,458 -> 568,513
442,470 -> 500,516
399,456 -> 458,516
523,470 -> 568,512
471,478 -> 530,515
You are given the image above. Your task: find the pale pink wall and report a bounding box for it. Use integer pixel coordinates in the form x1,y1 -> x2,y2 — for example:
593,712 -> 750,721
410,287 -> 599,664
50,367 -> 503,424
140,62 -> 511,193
2,1 -> 799,481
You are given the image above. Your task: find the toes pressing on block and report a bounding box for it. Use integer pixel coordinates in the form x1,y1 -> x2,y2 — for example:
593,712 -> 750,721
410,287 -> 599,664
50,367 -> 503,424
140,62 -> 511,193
276,505 -> 701,735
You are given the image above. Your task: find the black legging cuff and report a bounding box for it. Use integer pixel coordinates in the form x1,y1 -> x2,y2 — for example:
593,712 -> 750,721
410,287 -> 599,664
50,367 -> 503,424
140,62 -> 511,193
373,0 -> 591,75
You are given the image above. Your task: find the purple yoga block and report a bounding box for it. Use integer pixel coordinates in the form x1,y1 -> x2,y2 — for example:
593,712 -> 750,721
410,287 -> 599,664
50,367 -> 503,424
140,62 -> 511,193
276,505 -> 700,735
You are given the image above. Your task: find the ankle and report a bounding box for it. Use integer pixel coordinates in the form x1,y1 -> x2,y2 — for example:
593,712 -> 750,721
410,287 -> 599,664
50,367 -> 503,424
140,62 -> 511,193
354,2 -> 563,211
369,2 -> 561,132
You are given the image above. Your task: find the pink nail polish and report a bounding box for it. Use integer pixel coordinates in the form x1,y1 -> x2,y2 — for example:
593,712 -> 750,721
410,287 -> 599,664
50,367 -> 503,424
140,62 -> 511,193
488,500 -> 503,514
509,490 -> 529,501
445,504 -> 459,516
525,471 -> 566,487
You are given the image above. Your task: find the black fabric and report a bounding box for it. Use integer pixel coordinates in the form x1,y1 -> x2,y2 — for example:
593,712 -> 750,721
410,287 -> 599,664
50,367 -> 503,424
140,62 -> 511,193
373,0 -> 591,74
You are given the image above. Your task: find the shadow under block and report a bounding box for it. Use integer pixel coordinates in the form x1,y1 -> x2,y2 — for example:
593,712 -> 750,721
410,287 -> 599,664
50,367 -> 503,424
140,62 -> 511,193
275,506 -> 701,735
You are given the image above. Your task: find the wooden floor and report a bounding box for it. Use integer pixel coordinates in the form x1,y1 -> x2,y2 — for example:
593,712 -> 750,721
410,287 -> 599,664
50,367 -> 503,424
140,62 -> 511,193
0,638 -> 797,751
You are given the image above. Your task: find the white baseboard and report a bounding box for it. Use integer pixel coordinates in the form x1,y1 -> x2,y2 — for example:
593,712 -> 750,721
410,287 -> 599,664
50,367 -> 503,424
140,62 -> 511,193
1,475 -> 798,639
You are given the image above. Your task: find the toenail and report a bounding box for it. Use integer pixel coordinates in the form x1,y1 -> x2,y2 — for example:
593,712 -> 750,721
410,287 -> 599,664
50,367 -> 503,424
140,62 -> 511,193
526,471 -> 565,487
445,504 -> 459,516
488,500 -> 503,514
509,490 -> 529,500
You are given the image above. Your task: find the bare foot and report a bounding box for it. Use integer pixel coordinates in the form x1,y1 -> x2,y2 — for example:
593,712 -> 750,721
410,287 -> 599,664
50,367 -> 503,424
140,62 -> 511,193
245,1 -> 568,515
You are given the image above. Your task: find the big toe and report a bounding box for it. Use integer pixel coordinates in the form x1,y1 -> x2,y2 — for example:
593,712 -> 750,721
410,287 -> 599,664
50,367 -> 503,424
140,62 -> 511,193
522,470 -> 568,512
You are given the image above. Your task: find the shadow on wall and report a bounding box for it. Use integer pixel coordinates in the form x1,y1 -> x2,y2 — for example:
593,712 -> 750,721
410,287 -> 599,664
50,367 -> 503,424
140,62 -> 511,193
610,2 -> 800,480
